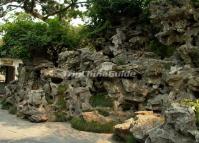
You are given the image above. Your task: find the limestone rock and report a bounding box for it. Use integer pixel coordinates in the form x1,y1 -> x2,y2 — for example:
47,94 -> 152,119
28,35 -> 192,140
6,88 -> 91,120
147,103 -> 198,143
27,90 -> 47,106
122,79 -> 149,97
114,111 -> 164,141
82,111 -> 112,124
146,94 -> 171,112
41,68 -> 66,81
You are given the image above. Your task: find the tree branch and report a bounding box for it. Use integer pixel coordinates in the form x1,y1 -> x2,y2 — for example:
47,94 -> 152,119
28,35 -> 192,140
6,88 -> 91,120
7,4 -> 23,8
43,2 -> 75,20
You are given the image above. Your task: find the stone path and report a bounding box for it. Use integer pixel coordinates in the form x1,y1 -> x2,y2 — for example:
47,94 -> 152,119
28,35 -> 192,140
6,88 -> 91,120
0,109 -> 118,143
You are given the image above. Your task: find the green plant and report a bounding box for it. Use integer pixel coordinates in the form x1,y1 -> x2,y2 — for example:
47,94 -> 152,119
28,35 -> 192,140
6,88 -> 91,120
126,135 -> 137,143
192,0 -> 199,6
1,99 -> 11,110
85,0 -> 152,37
180,99 -> 199,126
9,106 -> 17,115
89,93 -> 113,108
0,13 -> 80,66
70,117 -> 115,133
115,57 -> 126,65
150,39 -> 176,59
1,0 -> 85,21
55,111 -> 68,122
57,84 -> 68,95
56,95 -> 66,109
97,109 -> 110,117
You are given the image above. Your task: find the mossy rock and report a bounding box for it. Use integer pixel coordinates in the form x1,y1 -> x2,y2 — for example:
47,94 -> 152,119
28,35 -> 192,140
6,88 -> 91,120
90,93 -> 113,108
57,84 -> 68,95
9,106 -> 17,115
149,39 -> 176,59
97,108 -> 110,117
180,99 -> 199,126
70,117 -> 115,133
1,99 -> 12,110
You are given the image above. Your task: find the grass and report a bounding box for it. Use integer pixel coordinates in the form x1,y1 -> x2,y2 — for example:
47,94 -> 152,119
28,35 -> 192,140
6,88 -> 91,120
54,111 -> 68,122
70,117 -> 115,133
9,106 -> 17,114
90,93 -> 113,108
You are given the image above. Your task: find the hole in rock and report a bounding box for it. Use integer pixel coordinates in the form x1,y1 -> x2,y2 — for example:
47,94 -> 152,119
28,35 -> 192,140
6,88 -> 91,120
159,84 -> 165,89
121,100 -> 138,111
51,77 -> 63,84
193,91 -> 199,98
136,74 -> 143,80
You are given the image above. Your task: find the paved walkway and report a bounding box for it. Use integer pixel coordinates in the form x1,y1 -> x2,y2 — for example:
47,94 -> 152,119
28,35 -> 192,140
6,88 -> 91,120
0,109 -> 118,143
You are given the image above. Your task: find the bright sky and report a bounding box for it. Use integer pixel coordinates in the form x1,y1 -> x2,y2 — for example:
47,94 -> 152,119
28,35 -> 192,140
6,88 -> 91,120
0,1 -> 87,26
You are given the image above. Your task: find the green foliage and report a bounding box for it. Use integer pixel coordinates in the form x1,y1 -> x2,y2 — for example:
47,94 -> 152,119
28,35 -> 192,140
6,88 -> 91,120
56,95 -> 66,109
1,99 -> 11,110
115,57 -> 126,65
54,95 -> 68,122
150,39 -> 176,59
87,0 -> 150,25
97,109 -> 110,117
9,106 -> 17,115
89,93 -> 113,108
126,135 -> 137,143
84,0 -> 151,37
57,84 -> 68,95
0,13 -> 80,65
192,0 -> 199,6
70,117 -> 115,133
1,0 -> 84,21
180,99 -> 199,126
55,112 -> 68,122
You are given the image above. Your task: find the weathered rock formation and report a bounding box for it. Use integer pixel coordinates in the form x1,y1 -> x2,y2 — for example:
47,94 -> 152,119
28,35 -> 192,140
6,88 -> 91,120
1,0 -> 199,142
147,103 -> 199,143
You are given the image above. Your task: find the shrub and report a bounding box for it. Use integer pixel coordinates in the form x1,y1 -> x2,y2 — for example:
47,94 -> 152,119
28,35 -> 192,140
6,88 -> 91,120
56,95 -> 66,109
192,0 -> 199,7
54,112 -> 68,122
57,84 -> 68,95
126,135 -> 137,143
97,108 -> 110,117
0,13 -> 80,66
89,93 -> 113,108
180,99 -> 199,126
9,106 -> 17,115
70,117 -> 115,133
149,39 -> 176,59
85,0 -> 151,37
1,99 -> 11,110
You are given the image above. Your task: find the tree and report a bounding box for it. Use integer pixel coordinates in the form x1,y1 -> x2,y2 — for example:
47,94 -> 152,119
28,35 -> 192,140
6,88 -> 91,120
83,0 -> 151,37
0,0 -> 87,21
0,13 -> 79,66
